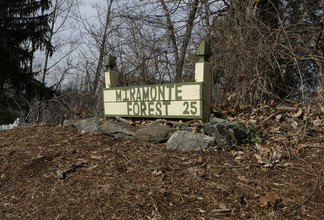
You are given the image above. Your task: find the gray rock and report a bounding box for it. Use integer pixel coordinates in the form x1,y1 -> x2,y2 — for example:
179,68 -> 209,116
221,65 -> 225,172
132,126 -> 175,143
203,119 -> 249,150
1,125 -> 9,130
166,131 -> 215,150
209,117 -> 227,124
99,121 -> 138,138
64,117 -> 99,133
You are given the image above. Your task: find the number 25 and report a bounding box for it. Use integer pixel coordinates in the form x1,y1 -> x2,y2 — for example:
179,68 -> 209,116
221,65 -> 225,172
183,101 -> 197,115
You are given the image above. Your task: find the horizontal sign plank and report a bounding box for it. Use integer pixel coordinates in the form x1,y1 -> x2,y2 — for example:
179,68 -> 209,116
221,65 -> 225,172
103,82 -> 202,102
103,82 -> 203,119
104,101 -> 203,118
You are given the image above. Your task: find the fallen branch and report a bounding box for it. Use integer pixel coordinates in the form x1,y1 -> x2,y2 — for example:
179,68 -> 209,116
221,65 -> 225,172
212,209 -> 232,213
259,110 -> 283,126
57,161 -> 87,180
276,106 -> 298,112
208,164 -> 241,169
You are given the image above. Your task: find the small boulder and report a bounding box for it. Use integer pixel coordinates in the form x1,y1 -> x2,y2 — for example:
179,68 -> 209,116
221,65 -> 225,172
64,117 -> 99,133
132,125 -> 175,143
203,119 -> 249,150
166,131 -> 215,151
99,121 -> 138,138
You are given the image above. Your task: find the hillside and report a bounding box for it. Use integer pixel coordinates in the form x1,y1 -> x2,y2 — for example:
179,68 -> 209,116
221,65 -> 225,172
0,105 -> 324,219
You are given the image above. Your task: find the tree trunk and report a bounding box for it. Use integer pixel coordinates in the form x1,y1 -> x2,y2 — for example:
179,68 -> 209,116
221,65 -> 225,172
91,0 -> 114,95
160,0 -> 199,83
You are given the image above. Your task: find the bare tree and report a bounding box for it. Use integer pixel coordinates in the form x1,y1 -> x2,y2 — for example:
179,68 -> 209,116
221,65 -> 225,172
75,0 -> 115,95
108,0 -> 204,84
38,0 -> 324,120
32,0 -> 81,89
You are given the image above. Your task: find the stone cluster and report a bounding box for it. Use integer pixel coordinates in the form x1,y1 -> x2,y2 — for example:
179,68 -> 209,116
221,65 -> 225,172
63,116 -> 249,151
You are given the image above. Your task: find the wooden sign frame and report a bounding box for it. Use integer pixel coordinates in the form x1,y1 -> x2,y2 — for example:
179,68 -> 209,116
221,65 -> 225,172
103,82 -> 203,119
103,41 -> 212,121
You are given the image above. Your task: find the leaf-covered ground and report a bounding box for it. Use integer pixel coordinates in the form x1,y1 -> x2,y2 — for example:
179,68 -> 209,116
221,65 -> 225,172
0,104 -> 324,219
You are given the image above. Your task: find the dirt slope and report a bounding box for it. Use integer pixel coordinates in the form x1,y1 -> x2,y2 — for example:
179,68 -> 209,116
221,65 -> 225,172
0,116 -> 324,219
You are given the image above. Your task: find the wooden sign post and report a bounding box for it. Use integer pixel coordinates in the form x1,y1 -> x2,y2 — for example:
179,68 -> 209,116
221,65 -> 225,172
195,41 -> 212,121
103,41 -> 212,121
104,55 -> 117,88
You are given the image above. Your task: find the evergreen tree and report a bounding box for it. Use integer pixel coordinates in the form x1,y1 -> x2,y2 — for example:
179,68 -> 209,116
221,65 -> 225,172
0,0 -> 52,94
0,0 -> 53,123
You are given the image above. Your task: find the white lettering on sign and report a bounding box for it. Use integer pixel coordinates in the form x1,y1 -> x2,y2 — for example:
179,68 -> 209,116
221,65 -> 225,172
103,82 -> 203,119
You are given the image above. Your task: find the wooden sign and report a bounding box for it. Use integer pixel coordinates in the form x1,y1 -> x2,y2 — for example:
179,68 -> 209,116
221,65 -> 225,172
103,41 -> 212,120
103,82 -> 203,119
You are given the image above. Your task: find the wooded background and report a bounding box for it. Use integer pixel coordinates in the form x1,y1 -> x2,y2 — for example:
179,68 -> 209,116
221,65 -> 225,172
1,0 -> 324,124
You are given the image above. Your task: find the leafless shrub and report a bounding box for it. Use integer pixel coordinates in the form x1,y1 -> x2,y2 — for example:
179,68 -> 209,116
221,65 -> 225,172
25,92 -> 103,125
208,1 -> 324,106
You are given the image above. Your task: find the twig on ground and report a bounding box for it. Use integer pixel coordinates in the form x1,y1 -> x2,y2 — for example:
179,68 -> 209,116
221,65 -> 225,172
282,142 -> 291,160
187,168 -> 202,181
308,145 -> 324,149
57,161 -> 88,180
284,157 -> 320,216
298,158 -> 320,204
1,156 -> 10,173
275,106 -> 297,112
207,164 -> 241,169
259,110 -> 283,126
211,209 -> 232,213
